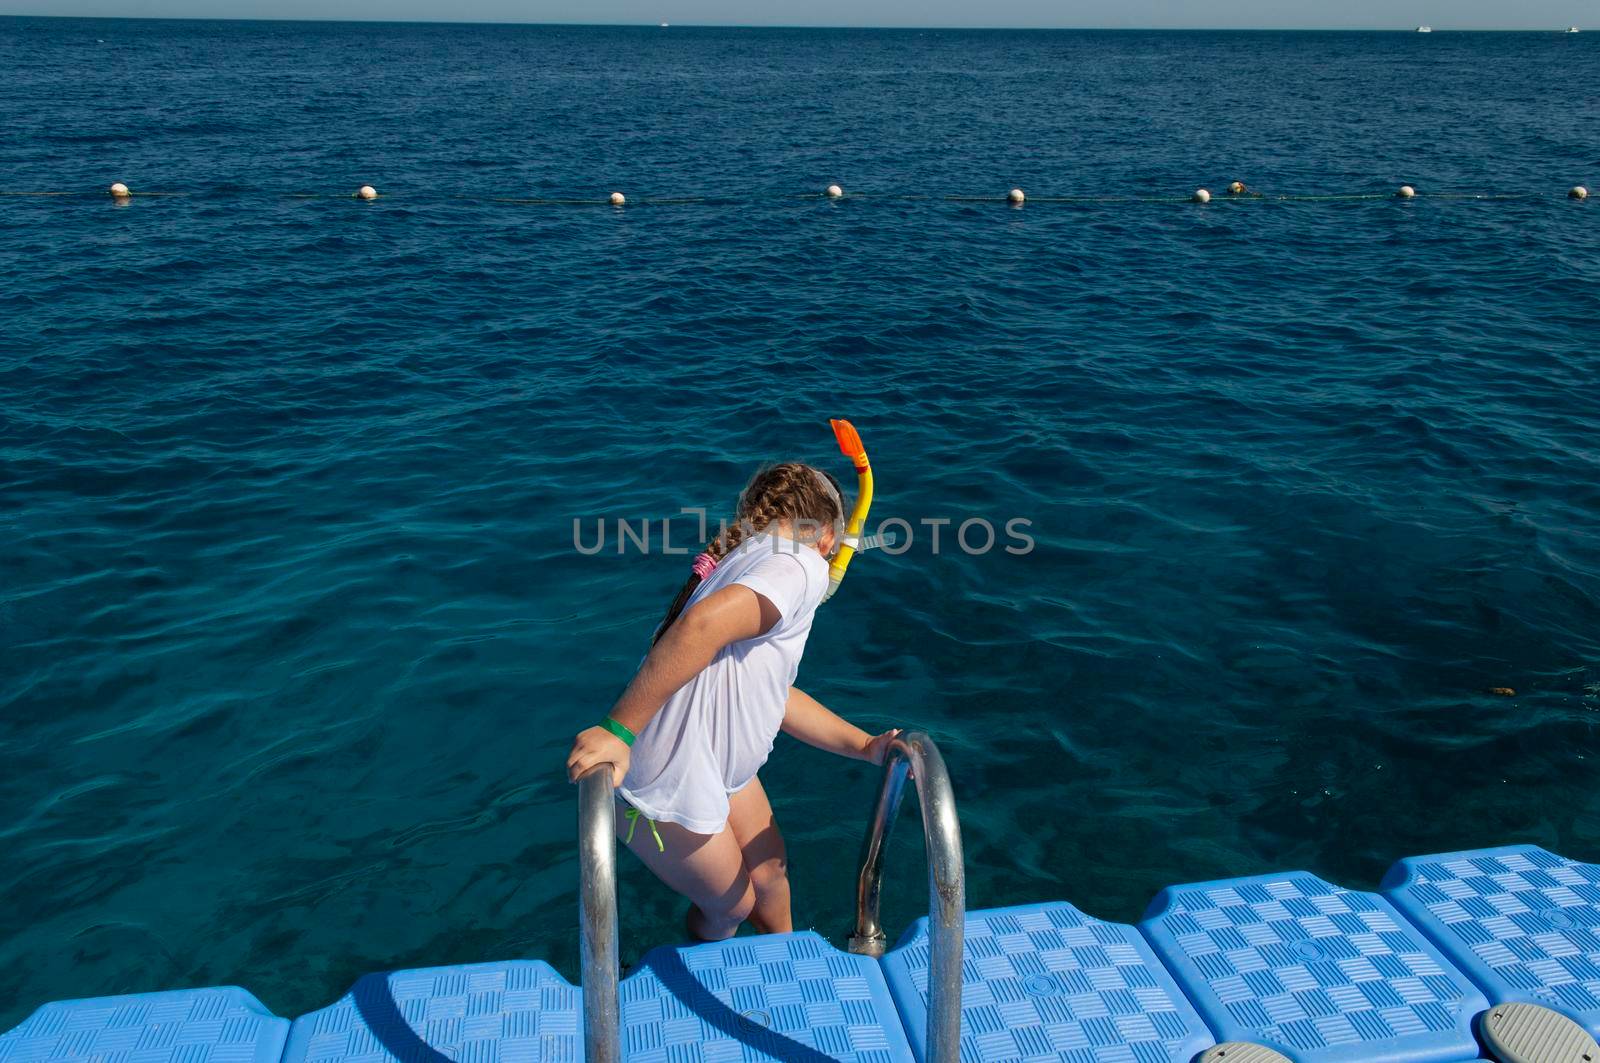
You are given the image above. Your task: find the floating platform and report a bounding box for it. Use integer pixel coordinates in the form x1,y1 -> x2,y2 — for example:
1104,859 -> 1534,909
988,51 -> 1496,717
1383,846 -> 1600,1041
1142,871 -> 1487,1062
9,846 -> 1600,1062
881,902 -> 1212,1062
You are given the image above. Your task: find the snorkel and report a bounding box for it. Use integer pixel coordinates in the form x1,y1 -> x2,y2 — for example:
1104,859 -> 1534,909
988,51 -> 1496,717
823,418 -> 873,602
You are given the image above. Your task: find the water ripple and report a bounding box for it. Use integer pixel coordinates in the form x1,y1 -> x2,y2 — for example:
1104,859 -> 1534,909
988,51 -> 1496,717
2,17 -> 1599,1028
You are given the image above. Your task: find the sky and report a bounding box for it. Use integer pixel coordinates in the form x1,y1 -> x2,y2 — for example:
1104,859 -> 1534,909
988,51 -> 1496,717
0,0 -> 1589,28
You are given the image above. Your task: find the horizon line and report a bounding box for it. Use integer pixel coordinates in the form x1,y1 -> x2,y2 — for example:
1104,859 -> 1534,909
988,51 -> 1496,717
0,13 -> 1585,31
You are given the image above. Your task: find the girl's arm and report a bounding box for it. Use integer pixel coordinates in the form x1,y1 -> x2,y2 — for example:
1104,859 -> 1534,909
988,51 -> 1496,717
781,686 -> 900,764
566,585 -> 781,785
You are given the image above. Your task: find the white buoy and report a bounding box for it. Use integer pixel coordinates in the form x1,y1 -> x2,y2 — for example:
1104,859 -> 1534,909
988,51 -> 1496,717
1397,185 -> 1416,199
1007,187 -> 1025,204
1570,186 -> 1589,200
1193,188 -> 1211,204
1228,180 -> 1247,195
109,182 -> 130,198
356,185 -> 378,200
825,184 -> 843,198
609,191 -> 626,206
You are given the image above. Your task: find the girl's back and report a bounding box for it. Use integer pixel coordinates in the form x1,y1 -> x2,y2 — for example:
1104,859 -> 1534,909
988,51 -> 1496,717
621,532 -> 829,834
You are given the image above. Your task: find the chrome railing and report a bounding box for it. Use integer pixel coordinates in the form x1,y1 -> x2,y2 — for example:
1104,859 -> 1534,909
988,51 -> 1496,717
846,731 -> 965,1063
577,733 -> 964,1063
577,763 -> 621,1063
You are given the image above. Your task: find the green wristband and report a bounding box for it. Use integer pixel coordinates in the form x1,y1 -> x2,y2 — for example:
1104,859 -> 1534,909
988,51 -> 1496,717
600,717 -> 636,747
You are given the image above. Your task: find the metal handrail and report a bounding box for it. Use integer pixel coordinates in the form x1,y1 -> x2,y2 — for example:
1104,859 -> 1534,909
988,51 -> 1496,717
577,763 -> 621,1063
846,731 -> 965,1063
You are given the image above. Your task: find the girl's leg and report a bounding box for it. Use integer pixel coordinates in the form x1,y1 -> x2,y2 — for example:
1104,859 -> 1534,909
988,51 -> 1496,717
617,812 -> 755,941
727,777 -> 792,934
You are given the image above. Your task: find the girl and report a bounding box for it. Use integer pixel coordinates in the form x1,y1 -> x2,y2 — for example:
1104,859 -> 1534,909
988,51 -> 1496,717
566,461 -> 898,942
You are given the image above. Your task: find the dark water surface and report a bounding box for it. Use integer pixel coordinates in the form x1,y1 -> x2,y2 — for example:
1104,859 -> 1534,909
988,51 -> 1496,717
2,18 -> 1599,1026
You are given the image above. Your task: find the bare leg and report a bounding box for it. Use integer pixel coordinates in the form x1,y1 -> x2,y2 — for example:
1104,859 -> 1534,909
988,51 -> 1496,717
727,777 -> 792,934
617,809 -> 755,941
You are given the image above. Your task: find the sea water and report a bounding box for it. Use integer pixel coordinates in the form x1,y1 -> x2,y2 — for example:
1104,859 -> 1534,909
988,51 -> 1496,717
1,18 -> 1598,1024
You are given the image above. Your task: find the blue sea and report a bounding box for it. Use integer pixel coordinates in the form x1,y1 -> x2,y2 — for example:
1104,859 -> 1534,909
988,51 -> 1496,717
2,17 -> 1598,1026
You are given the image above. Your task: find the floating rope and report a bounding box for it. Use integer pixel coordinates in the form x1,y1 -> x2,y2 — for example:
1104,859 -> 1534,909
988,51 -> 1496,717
0,190 -> 190,197
0,184 -> 1589,205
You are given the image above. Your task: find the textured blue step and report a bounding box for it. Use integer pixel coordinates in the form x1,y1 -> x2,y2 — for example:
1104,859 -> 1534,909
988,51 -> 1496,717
1382,845 -> 1600,1039
618,931 -> 913,1062
1141,872 -> 1488,1063
0,987 -> 288,1063
880,903 -> 1214,1062
281,960 -> 579,1063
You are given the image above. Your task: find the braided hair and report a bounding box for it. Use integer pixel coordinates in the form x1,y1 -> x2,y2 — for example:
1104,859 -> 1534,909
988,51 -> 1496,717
653,462 -> 844,644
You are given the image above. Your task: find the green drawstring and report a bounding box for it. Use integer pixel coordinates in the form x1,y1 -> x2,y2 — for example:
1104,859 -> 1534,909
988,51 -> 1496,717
624,808 -> 664,852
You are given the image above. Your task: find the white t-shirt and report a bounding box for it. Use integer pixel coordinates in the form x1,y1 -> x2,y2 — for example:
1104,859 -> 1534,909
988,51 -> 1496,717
618,532 -> 830,834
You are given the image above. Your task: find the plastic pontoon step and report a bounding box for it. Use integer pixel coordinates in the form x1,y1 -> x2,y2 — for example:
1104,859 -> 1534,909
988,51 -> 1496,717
619,931 -> 912,1062
281,960 -> 580,1063
1141,872 -> 1488,1063
0,987 -> 288,1063
1197,1045 -> 1294,1063
880,903 -> 1214,1062
1383,845 -> 1600,1041
1478,1001 -> 1600,1063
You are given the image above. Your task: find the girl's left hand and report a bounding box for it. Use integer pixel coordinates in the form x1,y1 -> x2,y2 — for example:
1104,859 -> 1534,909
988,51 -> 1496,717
567,725 -> 630,786
863,728 -> 902,765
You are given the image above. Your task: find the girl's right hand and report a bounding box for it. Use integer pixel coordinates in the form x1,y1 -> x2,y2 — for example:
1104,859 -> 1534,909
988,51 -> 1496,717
864,728 -> 903,766
567,726 -> 630,786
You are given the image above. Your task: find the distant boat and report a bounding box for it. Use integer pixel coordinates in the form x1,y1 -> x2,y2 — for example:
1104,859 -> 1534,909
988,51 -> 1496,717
1566,26 -> 1580,33
660,21 -> 669,27
1416,25 -> 1432,32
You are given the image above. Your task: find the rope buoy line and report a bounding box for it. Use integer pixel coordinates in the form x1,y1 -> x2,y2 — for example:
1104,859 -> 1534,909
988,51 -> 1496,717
0,190 -> 194,197
1,183 -> 1591,205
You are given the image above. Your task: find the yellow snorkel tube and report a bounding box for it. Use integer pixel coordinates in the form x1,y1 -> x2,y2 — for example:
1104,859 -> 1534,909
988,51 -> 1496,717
824,418 -> 873,602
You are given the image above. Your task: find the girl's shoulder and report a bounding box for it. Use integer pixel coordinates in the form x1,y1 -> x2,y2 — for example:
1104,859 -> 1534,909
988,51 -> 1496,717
719,533 -> 827,616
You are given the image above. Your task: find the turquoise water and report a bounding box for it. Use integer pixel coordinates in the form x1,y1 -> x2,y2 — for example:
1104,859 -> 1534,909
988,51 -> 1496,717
2,18 -> 1599,1027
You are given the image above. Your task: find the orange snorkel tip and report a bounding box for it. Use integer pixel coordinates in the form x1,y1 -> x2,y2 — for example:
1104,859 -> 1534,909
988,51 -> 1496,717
831,418 -> 868,468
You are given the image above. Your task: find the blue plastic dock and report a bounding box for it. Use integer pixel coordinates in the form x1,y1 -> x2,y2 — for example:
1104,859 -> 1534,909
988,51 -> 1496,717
16,846 -> 1600,1062
278,933 -> 909,1063
620,932 -> 912,1062
1140,872 -> 1488,1063
882,903 -> 1213,1062
1383,845 -> 1600,1040
0,987 -> 288,1063
282,960 -> 580,1063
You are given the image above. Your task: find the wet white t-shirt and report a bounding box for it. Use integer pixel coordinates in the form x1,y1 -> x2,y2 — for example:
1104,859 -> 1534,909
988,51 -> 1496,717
618,532 -> 829,834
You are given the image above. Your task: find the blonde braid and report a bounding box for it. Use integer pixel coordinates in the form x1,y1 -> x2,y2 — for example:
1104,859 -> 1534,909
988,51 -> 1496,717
652,462 -> 843,644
